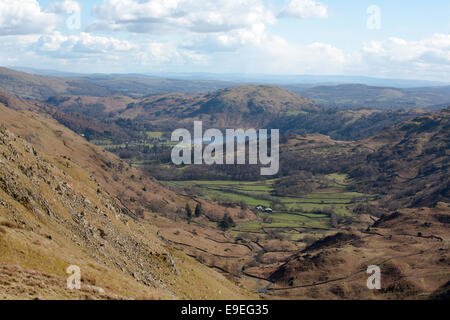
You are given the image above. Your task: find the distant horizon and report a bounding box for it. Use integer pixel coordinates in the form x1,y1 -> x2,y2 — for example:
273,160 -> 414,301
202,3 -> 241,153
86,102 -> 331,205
8,65 -> 450,89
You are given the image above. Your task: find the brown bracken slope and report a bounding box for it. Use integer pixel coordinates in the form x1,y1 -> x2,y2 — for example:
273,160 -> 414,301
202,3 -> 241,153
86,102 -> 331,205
0,89 -> 256,300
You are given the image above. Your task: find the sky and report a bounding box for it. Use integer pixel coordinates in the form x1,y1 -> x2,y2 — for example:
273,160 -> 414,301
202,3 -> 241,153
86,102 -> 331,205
0,0 -> 449,81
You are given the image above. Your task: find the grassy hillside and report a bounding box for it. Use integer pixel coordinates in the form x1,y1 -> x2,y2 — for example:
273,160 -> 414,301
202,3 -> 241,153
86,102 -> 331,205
0,91 -> 256,300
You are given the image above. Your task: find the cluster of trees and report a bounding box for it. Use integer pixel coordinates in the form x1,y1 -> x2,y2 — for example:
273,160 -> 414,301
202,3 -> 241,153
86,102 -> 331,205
185,203 -> 203,223
51,110 -> 132,142
114,143 -> 172,163
183,203 -> 237,231
218,214 -> 235,231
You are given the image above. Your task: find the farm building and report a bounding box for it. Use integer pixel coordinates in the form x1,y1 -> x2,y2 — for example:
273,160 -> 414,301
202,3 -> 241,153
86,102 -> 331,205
255,205 -> 273,213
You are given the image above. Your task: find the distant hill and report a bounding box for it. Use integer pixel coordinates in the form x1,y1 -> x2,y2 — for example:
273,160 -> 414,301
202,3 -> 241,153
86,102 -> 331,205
45,95 -> 137,119
4,67 -> 450,111
11,66 -> 87,77
0,67 -> 112,99
194,85 -> 318,114
149,72 -> 450,88
116,85 -> 320,129
46,84 -> 422,141
285,84 -> 450,110
0,67 -> 240,100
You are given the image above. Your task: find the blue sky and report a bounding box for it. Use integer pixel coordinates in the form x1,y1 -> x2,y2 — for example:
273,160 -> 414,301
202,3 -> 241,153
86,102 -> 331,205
0,0 -> 449,81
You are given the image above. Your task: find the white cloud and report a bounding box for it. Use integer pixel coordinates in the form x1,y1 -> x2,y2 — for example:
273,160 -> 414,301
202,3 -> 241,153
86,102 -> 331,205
0,0 -> 83,36
89,0 -> 275,34
0,1 -> 448,81
34,31 -> 137,58
362,34 -> 450,79
363,34 -> 450,63
31,31 -> 205,71
244,38 -> 349,74
137,41 -> 206,67
183,22 -> 268,52
255,34 -> 450,79
0,34 -> 40,65
279,0 -> 328,19
0,0 -> 60,35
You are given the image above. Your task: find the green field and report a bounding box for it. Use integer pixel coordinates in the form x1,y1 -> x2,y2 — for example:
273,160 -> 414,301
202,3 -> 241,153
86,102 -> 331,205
164,180 -> 274,207
165,174 -> 369,214
164,174 -> 374,236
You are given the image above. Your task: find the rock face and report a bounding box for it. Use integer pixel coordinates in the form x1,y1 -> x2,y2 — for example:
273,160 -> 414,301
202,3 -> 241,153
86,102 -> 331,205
0,125 -> 160,294
0,119 -> 253,300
